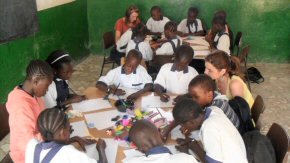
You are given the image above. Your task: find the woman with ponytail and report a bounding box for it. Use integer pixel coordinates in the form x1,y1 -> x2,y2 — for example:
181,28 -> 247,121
204,50 -> 254,107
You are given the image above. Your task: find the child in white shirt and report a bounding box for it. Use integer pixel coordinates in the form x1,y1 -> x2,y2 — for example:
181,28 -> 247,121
177,7 -> 205,37
146,6 -> 170,35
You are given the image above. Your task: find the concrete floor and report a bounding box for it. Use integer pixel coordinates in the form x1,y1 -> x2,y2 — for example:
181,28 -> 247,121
1,55 -> 290,161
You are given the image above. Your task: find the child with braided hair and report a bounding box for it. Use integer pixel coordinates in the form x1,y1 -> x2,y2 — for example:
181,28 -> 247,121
6,60 -> 54,163
25,108 -> 108,163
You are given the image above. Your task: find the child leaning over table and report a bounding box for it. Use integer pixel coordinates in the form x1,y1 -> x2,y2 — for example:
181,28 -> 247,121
96,49 -> 153,101
25,108 -> 108,163
123,119 -> 198,163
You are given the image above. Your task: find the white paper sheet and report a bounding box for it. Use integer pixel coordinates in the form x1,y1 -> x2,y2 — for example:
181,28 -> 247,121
104,138 -> 119,163
108,87 -> 139,100
190,45 -> 209,51
70,121 -> 90,138
170,125 -> 185,140
84,109 -> 121,130
141,96 -> 175,108
85,144 -> 99,160
72,98 -> 112,112
194,50 -> 210,59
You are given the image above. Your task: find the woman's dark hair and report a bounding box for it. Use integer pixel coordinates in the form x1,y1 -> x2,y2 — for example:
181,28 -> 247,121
46,50 -> 72,71
212,16 -> 226,26
205,50 -> 244,79
164,21 -> 177,33
131,23 -> 148,39
26,60 -> 53,80
37,108 -> 69,142
173,99 -> 204,124
125,5 -> 139,24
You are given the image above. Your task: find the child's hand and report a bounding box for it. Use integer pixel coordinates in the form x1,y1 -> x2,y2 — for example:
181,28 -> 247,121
159,93 -> 170,102
175,144 -> 190,154
96,139 -> 106,150
70,95 -> 86,103
113,88 -> 126,96
127,92 -> 140,101
160,125 -> 171,142
180,126 -> 191,137
70,136 -> 97,152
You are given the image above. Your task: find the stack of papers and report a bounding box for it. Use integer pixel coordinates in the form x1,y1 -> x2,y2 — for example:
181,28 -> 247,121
72,98 -> 112,112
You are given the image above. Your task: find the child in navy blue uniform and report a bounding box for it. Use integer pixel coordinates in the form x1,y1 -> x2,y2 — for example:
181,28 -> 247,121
44,50 -> 86,109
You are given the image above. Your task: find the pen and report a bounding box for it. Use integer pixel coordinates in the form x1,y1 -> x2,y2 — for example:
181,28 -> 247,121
113,83 -> 120,96
156,107 -> 164,118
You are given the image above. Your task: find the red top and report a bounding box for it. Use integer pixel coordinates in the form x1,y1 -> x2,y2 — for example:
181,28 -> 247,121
6,87 -> 44,163
115,17 -> 141,36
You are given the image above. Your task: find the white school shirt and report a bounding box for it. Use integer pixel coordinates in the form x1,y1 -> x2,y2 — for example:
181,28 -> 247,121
98,65 -> 152,90
177,18 -> 203,34
126,40 -> 153,61
123,153 -> 198,163
116,29 -> 133,53
43,79 -> 68,108
146,17 -> 170,33
214,32 -> 231,55
155,38 -> 182,55
200,106 -> 248,163
154,63 -> 198,94
25,139 -> 97,163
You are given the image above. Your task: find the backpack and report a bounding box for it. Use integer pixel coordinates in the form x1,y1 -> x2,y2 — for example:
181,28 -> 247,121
243,130 -> 276,163
229,96 -> 255,136
247,67 -> 264,84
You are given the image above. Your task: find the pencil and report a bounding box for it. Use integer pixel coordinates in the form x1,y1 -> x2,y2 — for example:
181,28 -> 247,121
113,83 -> 120,96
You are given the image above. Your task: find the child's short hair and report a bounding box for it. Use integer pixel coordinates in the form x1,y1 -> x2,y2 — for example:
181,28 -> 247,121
132,23 -> 148,38
189,74 -> 216,92
212,16 -> 226,26
37,107 -> 68,141
175,44 -> 194,61
127,49 -> 143,61
214,10 -> 227,20
150,5 -> 161,13
173,98 -> 203,124
164,21 -> 177,33
26,60 -> 53,80
46,50 -> 72,70
188,7 -> 198,15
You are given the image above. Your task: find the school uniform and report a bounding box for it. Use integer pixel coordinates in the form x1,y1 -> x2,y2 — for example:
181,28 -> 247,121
146,17 -> 170,33
123,146 -> 198,163
209,91 -> 240,129
200,106 -> 248,163
177,18 -> 203,34
98,65 -> 152,90
116,29 -> 133,53
126,39 -> 153,61
154,63 -> 198,94
213,30 -> 231,55
25,138 -> 97,163
155,38 -> 182,55
6,86 -> 44,163
43,78 -> 69,108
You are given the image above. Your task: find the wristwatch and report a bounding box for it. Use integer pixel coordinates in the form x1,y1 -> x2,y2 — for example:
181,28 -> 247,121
107,87 -> 111,94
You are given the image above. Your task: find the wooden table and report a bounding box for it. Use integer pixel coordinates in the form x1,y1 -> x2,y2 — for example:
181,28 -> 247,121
70,87 -> 177,163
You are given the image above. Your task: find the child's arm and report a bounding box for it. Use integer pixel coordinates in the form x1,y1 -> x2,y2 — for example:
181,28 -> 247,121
96,81 -> 125,96
127,83 -> 153,101
160,120 -> 178,141
96,139 -> 108,163
188,140 -> 206,163
154,84 -> 170,102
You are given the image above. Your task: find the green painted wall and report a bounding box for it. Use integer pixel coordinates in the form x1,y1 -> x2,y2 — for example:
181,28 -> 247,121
0,0 -> 89,103
88,0 -> 290,62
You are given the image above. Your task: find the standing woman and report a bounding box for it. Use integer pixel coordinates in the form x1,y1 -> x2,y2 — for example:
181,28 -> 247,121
115,5 -> 141,42
204,50 -> 254,108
